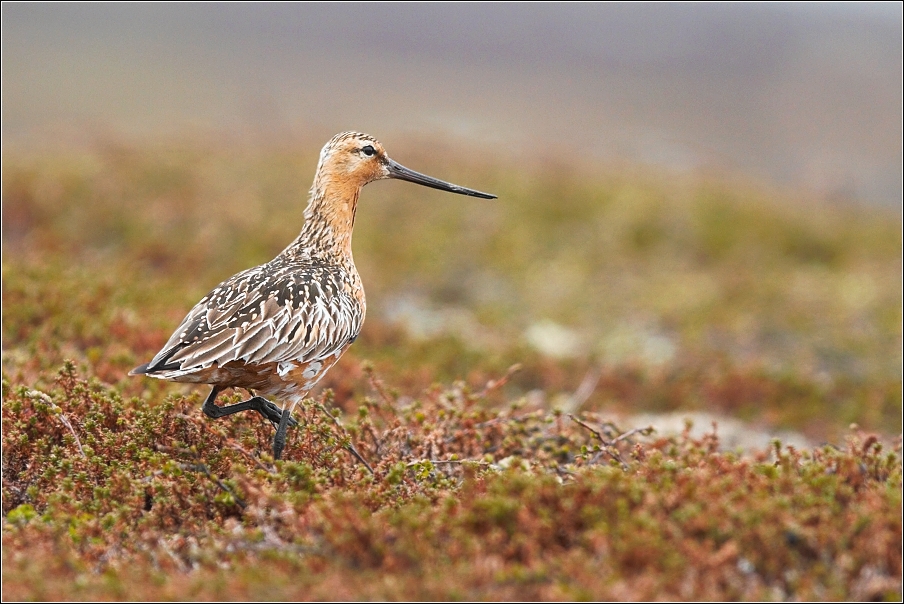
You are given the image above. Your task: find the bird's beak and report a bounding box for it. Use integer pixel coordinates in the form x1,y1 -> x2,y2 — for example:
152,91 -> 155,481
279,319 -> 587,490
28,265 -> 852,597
385,158 -> 496,199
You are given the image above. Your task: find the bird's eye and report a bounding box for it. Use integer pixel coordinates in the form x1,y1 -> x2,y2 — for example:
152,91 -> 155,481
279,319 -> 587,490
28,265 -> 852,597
362,145 -> 375,157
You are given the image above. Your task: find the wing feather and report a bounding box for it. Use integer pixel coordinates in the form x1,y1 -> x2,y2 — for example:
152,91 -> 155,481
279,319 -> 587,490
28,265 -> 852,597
141,258 -> 364,379
172,328 -> 241,367
232,321 -> 274,359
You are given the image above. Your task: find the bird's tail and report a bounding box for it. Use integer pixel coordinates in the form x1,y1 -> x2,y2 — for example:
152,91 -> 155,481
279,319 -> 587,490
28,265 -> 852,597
128,363 -> 151,376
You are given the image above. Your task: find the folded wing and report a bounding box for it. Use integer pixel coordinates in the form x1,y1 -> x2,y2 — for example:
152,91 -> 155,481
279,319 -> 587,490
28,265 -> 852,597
136,260 -> 363,380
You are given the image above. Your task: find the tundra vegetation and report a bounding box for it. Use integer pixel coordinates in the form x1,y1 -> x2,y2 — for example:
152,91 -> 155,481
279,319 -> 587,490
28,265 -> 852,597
2,140 -> 901,600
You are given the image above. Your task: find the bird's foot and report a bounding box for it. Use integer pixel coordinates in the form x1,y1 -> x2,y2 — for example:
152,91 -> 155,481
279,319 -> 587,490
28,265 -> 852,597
248,396 -> 298,428
201,388 -> 297,428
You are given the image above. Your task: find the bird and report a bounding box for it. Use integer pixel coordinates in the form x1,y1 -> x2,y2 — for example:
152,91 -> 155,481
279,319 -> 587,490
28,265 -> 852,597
130,131 -> 496,460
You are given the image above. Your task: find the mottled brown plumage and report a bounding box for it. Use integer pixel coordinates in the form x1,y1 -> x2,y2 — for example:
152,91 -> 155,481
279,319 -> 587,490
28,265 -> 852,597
131,132 -> 495,459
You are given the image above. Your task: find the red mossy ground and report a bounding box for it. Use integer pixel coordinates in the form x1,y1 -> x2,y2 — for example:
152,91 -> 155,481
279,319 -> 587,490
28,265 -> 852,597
2,362 -> 901,600
3,142 -> 901,599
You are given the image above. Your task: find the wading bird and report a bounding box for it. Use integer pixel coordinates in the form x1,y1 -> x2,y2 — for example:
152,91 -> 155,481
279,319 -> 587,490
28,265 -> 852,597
131,132 -> 495,459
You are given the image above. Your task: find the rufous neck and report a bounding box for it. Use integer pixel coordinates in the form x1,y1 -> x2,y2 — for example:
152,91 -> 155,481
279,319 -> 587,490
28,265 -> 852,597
288,178 -> 360,260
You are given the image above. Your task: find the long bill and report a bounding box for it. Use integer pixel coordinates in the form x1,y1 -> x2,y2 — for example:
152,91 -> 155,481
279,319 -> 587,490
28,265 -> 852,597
385,159 -> 497,199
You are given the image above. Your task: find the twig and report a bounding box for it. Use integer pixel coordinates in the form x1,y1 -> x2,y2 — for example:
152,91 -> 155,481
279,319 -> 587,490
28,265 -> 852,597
27,389 -> 88,459
562,366 -> 602,413
405,459 -> 491,468
474,410 -> 534,430
156,538 -> 191,573
228,443 -> 273,473
188,463 -> 247,509
150,443 -> 247,508
477,364 -> 523,397
141,469 -> 165,484
154,443 -> 195,456
365,424 -> 383,459
568,414 -> 637,471
554,464 -> 577,479
176,412 -> 214,429
611,426 -> 655,444
57,413 -> 87,459
363,363 -> 395,407
568,415 -> 606,442
473,416 -> 509,429
317,404 -> 375,476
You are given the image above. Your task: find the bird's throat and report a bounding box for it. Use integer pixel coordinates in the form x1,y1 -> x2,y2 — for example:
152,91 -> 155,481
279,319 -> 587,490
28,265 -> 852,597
296,185 -> 360,260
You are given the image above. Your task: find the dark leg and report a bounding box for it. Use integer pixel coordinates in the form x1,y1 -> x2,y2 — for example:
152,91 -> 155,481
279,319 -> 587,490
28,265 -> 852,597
272,401 -> 293,461
201,387 -> 298,427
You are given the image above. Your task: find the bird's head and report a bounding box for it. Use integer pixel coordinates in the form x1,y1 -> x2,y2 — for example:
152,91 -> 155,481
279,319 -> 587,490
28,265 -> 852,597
315,131 -> 496,199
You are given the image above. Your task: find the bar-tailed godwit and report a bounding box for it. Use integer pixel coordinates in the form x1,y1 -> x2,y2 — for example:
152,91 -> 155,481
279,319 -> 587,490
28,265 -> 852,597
131,132 -> 495,459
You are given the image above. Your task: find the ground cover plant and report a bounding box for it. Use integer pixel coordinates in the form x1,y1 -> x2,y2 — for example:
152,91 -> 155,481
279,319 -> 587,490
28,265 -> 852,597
3,139 -> 901,599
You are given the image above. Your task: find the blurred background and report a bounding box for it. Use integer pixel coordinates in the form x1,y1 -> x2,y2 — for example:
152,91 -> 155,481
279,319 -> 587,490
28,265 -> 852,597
3,4 -> 902,443
4,3 -> 902,204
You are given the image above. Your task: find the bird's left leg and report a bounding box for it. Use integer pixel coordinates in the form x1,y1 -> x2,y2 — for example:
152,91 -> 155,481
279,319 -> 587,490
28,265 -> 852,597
202,387 -> 298,427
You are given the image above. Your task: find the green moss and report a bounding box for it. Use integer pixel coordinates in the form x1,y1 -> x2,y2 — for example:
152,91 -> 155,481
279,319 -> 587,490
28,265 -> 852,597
2,143 -> 901,600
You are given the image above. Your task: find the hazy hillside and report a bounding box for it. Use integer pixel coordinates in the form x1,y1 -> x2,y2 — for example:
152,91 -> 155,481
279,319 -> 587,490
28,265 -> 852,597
3,4 -> 901,204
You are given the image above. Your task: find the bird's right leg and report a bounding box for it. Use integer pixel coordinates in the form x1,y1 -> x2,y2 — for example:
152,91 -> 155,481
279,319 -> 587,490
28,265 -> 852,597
272,401 -> 294,461
202,387 -> 298,427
